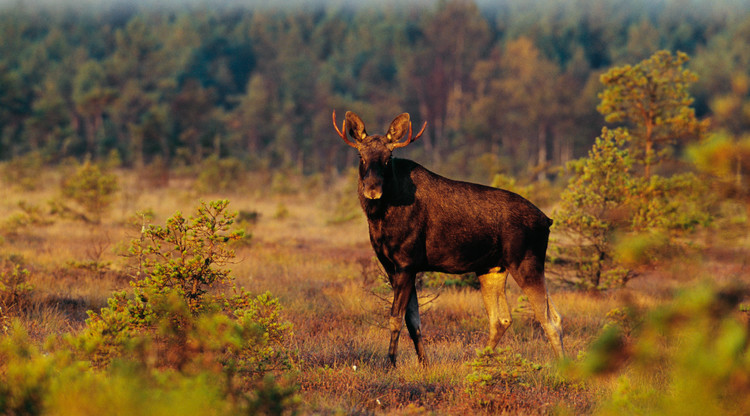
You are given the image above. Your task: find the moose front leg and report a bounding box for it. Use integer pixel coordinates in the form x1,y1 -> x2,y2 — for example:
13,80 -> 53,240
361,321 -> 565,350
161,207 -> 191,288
388,272 -> 423,367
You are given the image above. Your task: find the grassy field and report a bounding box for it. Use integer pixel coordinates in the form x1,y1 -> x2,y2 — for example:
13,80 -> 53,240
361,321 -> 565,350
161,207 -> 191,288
1,167 -> 749,415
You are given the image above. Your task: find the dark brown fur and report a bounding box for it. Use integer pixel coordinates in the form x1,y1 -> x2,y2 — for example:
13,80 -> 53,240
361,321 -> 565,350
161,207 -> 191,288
335,111 -> 564,366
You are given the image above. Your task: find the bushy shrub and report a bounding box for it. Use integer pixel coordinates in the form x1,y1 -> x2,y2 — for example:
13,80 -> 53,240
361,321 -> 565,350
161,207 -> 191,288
464,347 -> 565,412
326,169 -> 360,225
551,128 -> 711,289
1,322 -> 298,416
0,201 -> 55,238
0,260 -> 34,318
569,284 -> 750,415
195,155 -> 247,193
58,161 -> 118,224
465,347 -> 543,391
551,128 -> 639,289
270,171 -> 298,195
1,151 -> 44,190
70,200 -> 295,385
687,131 -> 750,197
128,199 -> 243,312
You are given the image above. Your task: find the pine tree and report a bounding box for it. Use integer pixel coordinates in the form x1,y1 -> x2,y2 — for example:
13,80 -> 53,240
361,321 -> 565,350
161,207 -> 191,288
597,50 -> 706,177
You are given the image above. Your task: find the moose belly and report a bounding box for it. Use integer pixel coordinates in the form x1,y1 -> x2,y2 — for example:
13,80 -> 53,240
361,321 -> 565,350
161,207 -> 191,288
424,232 -> 502,274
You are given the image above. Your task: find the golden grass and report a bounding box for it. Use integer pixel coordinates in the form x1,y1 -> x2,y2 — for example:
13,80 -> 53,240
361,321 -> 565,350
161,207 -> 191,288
1,167 -> 749,414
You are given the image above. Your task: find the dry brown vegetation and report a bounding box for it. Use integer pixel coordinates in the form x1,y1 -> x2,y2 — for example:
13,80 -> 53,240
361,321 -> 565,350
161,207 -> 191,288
1,167 -> 749,415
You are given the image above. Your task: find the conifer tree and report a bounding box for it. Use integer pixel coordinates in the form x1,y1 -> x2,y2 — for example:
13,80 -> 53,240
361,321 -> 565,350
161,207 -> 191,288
598,50 -> 706,177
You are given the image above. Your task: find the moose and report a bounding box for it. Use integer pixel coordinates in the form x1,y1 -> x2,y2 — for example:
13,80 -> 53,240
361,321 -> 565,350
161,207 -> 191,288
333,110 -> 564,367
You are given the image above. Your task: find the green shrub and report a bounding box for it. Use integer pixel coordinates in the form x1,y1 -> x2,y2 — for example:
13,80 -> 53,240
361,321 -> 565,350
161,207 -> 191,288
0,321 -> 59,416
72,200 -> 295,381
0,260 -> 34,318
551,128 -> 712,289
490,173 -> 534,200
1,152 -> 44,190
195,155 -> 246,193
551,128 -> 639,289
465,347 -> 543,392
613,231 -> 671,268
687,131 -> 750,197
0,322 -> 298,416
421,271 -> 479,289
628,172 -> 712,232
464,347 -> 558,411
58,161 -> 118,224
233,209 -> 258,246
0,201 -> 55,237
327,169 -> 360,225
570,284 -> 750,415
128,199 -> 243,312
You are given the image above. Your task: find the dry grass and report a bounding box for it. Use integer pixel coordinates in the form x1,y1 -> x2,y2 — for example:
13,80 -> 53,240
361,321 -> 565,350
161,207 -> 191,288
1,167 -> 748,414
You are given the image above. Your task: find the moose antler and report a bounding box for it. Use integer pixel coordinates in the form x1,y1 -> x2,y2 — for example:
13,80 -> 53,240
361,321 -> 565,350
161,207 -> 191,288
390,120 -> 427,150
332,110 -> 358,149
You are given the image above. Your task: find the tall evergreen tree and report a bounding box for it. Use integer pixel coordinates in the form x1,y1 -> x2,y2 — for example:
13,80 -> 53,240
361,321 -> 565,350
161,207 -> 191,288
598,50 -> 706,177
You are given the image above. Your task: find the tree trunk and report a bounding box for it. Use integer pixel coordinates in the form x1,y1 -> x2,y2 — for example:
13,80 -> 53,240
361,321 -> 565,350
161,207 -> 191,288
537,124 -> 548,181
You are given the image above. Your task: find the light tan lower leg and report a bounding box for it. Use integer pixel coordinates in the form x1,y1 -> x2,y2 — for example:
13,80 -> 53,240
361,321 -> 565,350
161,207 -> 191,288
520,282 -> 565,358
478,268 -> 512,349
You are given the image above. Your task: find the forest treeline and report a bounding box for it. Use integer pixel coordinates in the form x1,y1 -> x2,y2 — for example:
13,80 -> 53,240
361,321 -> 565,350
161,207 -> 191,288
1,0 -> 750,180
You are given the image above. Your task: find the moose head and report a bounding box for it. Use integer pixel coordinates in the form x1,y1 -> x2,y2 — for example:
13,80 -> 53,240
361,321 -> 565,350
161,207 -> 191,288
333,110 -> 426,200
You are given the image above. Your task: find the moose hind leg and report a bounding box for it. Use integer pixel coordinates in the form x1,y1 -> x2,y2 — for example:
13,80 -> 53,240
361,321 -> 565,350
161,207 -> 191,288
404,287 -> 426,364
513,260 -> 565,358
478,267 -> 512,350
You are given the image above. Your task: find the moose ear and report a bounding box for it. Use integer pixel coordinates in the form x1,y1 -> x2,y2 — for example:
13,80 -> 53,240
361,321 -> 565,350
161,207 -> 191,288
345,111 -> 368,143
386,113 -> 410,143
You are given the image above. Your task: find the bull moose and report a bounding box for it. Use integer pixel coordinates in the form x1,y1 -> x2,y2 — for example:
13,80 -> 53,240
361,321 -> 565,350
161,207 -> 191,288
333,110 -> 564,367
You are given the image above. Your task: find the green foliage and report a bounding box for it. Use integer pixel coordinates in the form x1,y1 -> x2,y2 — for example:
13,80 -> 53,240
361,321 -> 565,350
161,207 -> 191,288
0,201 -> 55,237
326,170 -> 360,225
195,156 -> 247,193
0,321 -> 60,416
129,199 -> 243,311
0,323 -> 298,416
598,50 -> 706,176
552,128 -> 711,289
59,161 -> 118,224
572,285 -> 750,415
490,173 -> 534,200
421,271 -> 479,289
1,152 -> 43,190
628,172 -> 712,232
0,260 -> 34,318
233,209 -> 258,247
465,347 -> 546,405
687,131 -> 750,197
2,0 -> 747,178
72,200 -> 295,383
551,128 -> 638,289
612,231 -> 671,268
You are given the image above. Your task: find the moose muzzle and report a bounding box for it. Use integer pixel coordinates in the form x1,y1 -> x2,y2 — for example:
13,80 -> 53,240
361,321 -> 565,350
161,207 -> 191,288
362,174 -> 383,199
